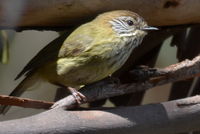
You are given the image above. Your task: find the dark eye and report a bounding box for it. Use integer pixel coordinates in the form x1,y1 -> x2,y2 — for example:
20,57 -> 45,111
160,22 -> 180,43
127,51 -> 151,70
127,20 -> 134,26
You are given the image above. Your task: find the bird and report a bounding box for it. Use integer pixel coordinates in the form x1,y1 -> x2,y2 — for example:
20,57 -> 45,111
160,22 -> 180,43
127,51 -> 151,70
0,10 -> 157,113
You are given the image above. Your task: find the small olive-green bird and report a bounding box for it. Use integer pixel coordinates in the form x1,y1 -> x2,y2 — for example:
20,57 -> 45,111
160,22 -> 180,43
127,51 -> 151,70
1,10 -> 157,113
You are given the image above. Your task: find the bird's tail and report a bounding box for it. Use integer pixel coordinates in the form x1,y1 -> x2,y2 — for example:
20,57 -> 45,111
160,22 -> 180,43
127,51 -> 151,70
0,73 -> 40,114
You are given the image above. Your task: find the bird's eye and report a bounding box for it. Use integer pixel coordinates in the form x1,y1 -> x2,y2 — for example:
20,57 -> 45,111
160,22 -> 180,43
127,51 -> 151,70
126,20 -> 134,26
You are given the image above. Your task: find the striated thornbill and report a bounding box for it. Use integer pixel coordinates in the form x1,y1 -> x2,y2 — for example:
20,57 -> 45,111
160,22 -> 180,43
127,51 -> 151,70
1,10 -> 157,112
47,10 -> 156,86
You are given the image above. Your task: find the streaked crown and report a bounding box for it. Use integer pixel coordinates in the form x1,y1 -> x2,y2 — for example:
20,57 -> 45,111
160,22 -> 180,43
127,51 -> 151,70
94,10 -> 157,37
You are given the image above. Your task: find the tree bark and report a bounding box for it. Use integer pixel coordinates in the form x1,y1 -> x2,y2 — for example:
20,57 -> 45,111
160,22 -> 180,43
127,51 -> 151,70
52,55 -> 200,109
1,54 -> 200,110
0,0 -> 200,29
1,96 -> 200,134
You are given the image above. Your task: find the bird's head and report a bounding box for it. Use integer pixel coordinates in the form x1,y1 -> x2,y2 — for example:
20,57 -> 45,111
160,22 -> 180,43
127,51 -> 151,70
94,10 -> 158,38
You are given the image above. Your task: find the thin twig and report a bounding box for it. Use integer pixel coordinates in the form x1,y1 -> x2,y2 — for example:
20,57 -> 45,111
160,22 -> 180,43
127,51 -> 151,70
0,95 -> 53,109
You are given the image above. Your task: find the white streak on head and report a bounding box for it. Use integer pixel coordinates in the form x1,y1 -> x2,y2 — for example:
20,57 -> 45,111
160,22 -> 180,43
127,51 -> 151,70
109,16 -> 147,38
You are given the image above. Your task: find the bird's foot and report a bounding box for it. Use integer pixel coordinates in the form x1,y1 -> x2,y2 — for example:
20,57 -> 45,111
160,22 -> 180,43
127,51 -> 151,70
68,87 -> 87,104
51,87 -> 87,109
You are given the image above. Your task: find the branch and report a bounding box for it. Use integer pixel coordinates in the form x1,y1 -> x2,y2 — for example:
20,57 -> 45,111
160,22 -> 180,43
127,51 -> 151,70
0,95 -> 53,109
1,96 -> 200,134
52,55 -> 200,108
1,0 -> 200,30
1,55 -> 200,109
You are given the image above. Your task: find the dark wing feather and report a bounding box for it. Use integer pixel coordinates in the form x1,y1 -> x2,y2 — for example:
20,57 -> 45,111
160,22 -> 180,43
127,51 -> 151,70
15,32 -> 70,80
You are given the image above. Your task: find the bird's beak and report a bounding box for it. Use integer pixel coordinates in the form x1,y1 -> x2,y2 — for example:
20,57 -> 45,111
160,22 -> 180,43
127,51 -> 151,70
141,26 -> 159,31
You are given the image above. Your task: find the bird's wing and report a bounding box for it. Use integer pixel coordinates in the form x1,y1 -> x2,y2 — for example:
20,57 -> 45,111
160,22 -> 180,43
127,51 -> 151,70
16,23 -> 108,80
58,24 -> 95,58
15,32 -> 69,80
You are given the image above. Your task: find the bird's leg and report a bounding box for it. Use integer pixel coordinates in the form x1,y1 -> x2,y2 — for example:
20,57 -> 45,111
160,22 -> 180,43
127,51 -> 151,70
67,87 -> 87,104
51,83 -> 87,109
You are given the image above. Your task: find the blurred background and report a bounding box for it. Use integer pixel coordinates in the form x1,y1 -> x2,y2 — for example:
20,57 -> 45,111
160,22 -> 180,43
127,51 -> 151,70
0,30 -> 177,121
0,30 -> 59,120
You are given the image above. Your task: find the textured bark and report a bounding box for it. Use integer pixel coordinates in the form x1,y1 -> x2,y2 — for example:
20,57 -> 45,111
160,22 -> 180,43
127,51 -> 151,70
2,54 -> 200,110
170,26 -> 200,101
0,0 -> 200,29
52,55 -> 200,109
1,96 -> 200,134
